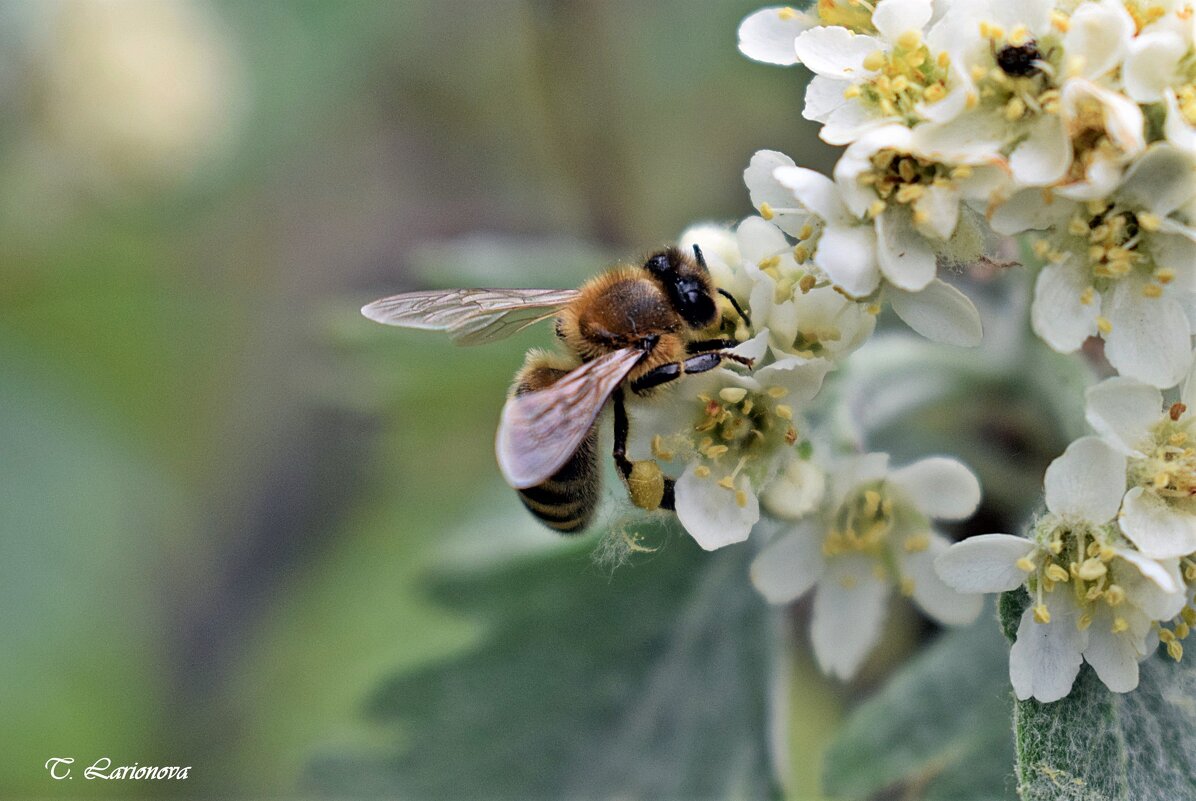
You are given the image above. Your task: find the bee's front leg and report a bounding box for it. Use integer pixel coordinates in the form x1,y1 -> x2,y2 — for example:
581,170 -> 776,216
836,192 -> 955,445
629,351 -> 754,394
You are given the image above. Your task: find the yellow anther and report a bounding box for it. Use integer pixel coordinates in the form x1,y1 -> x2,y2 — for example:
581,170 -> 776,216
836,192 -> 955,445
1077,558 -> 1108,581
866,303 -> 881,315
1016,556 -> 1036,572
1077,612 -> 1093,631
970,64 -> 987,82
1157,267 -> 1176,285
705,444 -> 730,459
798,274 -> 817,293
759,202 -> 775,220
758,255 -> 782,270
1184,606 -> 1196,625
863,50 -> 887,71
778,6 -> 799,19
1051,11 -> 1070,32
937,51 -> 950,69
868,199 -> 887,218
1049,538 -> 1064,555
735,489 -> 749,508
1169,640 -> 1184,661
1046,563 -> 1070,583
694,465 -> 712,478
1144,283 -> 1163,299
1098,546 -> 1116,563
1104,584 -> 1126,606
719,387 -> 747,404
912,208 -> 930,226
1138,211 -> 1161,231
896,30 -> 921,50
717,475 -> 735,490
775,404 -> 793,421
798,223 -> 814,240
1033,603 -> 1051,624
900,576 -> 916,596
1005,97 -> 1026,121
965,92 -> 978,110
903,533 -> 930,553
1033,239 -> 1053,259
767,386 -> 788,398
1177,622 -> 1191,640
651,434 -> 674,461
794,244 -> 811,264
1096,316 -> 1113,334
1111,616 -> 1129,634
1008,24 -> 1030,45
1155,471 -> 1172,489
1079,286 -> 1095,306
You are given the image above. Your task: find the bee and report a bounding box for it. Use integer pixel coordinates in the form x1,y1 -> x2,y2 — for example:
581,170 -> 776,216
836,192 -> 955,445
361,245 -> 753,533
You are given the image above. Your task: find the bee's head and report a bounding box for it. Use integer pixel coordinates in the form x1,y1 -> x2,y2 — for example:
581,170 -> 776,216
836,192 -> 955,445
643,245 -> 718,329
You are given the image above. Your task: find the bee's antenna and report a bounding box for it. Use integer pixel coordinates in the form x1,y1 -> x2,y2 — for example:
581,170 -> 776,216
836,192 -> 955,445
691,243 -> 708,271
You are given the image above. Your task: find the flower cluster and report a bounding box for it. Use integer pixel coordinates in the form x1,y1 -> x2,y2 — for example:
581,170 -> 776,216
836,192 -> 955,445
738,0 -> 1196,390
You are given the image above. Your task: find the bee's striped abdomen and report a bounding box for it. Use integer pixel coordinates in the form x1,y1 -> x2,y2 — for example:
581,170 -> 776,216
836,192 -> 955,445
516,430 -> 599,533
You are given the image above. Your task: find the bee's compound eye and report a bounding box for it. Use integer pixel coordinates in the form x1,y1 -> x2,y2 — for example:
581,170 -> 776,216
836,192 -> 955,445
644,253 -> 671,276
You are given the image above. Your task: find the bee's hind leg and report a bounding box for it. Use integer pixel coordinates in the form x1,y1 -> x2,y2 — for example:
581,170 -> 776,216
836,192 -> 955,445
612,388 -> 675,511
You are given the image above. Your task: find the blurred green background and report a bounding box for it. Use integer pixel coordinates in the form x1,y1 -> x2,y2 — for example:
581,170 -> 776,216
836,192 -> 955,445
0,1 -> 1081,799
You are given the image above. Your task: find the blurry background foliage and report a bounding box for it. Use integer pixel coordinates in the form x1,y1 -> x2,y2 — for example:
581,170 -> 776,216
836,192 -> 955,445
0,1 -> 1084,799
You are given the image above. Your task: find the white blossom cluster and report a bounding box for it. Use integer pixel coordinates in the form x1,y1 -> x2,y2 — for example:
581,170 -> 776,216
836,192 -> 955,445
684,0 -> 1196,695
625,214 -> 986,678
739,0 -> 1196,387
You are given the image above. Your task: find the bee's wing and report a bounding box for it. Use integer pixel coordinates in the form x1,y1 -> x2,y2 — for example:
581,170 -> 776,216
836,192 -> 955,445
361,288 -> 581,345
496,348 -> 645,489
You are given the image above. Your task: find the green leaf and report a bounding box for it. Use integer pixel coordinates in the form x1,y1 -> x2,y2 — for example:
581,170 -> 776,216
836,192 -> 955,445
305,534 -> 784,800
823,613 -> 1016,801
1001,589 -> 1196,801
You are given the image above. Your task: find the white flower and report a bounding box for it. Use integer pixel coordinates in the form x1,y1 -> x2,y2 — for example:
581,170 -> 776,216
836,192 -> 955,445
1120,11 -> 1196,155
794,0 -> 970,143
752,452 -> 983,679
628,336 -> 830,550
680,215 -> 878,362
1086,359 -> 1196,559
737,6 -> 818,65
994,143 -> 1196,388
746,149 -> 985,346
935,436 -> 1188,701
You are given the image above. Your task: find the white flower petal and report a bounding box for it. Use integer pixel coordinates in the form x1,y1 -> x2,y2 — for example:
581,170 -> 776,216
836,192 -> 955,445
1009,595 -> 1086,703
1030,259 -> 1099,353
875,212 -> 936,291
1009,115 -> 1071,187
1063,1 -> 1133,79
935,533 -> 1036,593
1082,610 -> 1143,694
675,464 -> 760,551
750,520 -> 826,603
810,555 -> 890,679
830,453 -> 891,509
913,183 -> 960,240
773,165 -> 850,223
821,101 -> 889,145
1119,143 -> 1196,217
1182,353 -> 1196,411
872,0 -> 933,42
1164,90 -> 1196,155
1113,547 -> 1180,594
1043,436 -> 1126,522
761,456 -> 826,520
803,75 -> 851,123
1114,551 -> 1187,620
899,532 -> 983,625
794,27 -> 884,78
1103,282 -> 1192,389
737,7 -> 814,66
888,456 -> 980,520
888,278 -> 983,346
814,224 -> 881,297
1119,486 -> 1196,559
745,150 -> 810,237
1122,31 -> 1186,103
1084,377 -> 1160,456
